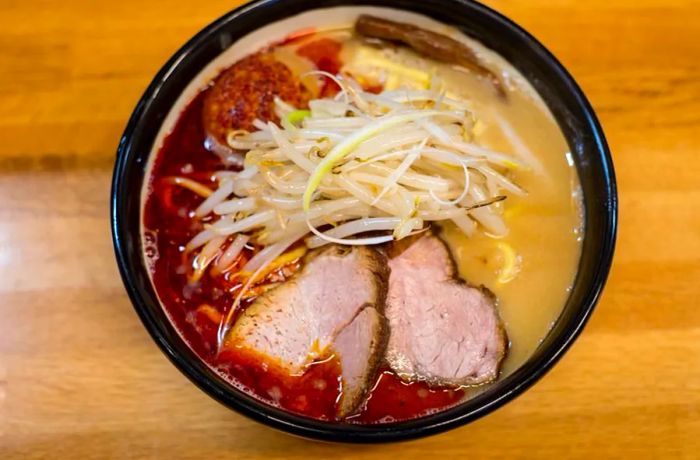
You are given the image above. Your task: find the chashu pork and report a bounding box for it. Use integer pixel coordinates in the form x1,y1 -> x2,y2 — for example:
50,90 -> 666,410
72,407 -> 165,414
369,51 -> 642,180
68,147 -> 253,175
385,233 -> 508,386
229,245 -> 388,417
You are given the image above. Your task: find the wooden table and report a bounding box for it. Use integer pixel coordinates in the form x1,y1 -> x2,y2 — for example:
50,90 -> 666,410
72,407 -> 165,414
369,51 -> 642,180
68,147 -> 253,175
1,0 -> 698,458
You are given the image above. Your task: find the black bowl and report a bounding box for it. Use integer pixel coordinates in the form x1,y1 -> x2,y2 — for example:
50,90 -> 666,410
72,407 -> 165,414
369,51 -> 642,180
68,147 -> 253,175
111,0 -> 617,443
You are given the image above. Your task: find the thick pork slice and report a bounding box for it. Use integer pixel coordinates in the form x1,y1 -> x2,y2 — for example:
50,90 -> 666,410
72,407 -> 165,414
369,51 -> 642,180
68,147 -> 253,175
229,245 -> 388,416
386,234 -> 507,386
333,307 -> 386,416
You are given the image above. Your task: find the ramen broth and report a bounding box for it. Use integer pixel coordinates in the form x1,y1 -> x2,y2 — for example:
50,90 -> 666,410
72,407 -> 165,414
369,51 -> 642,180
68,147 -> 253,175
439,78 -> 582,375
142,23 -> 582,423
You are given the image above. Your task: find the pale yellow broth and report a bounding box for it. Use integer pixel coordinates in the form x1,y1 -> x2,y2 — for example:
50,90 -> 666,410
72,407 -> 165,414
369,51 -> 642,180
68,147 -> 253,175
438,63 -> 583,376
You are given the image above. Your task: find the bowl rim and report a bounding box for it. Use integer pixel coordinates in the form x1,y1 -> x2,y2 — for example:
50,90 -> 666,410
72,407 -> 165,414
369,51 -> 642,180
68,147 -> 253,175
111,0 -> 617,443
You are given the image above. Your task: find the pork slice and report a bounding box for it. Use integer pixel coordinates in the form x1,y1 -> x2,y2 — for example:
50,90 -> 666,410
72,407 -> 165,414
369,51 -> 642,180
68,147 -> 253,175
229,245 -> 388,416
334,307 -> 386,417
386,234 -> 507,386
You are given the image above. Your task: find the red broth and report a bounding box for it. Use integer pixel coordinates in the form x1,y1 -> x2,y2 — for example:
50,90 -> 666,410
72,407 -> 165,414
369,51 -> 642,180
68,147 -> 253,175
142,41 -> 466,423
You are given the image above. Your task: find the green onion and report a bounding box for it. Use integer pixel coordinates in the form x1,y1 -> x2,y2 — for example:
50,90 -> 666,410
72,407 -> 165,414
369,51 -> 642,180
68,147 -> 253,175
281,109 -> 311,131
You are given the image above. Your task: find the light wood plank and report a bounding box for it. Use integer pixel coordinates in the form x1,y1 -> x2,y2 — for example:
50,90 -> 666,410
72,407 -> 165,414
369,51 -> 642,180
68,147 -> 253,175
1,0 -> 699,458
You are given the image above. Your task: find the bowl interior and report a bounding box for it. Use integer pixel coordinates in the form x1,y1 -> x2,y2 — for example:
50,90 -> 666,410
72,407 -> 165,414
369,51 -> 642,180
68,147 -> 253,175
112,0 -> 616,442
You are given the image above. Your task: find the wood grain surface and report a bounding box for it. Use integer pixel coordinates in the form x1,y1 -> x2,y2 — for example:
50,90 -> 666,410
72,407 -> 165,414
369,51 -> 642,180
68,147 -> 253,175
1,0 -> 699,458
